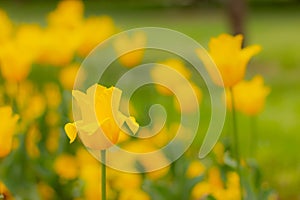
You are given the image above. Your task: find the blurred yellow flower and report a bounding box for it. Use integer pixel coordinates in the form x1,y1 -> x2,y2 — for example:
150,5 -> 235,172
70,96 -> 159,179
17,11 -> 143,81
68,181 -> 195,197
54,154 -> 79,180
213,142 -> 225,164
77,16 -> 116,57
22,94 -> 46,122
0,181 -> 14,200
0,41 -> 35,82
0,10 -> 12,44
186,160 -> 206,179
46,128 -> 60,154
197,34 -> 261,87
192,182 -> 211,199
0,106 -> 19,158
122,140 -> 169,172
173,82 -> 202,113
65,84 -> 139,150
208,167 -> 223,189
47,0 -> 84,30
111,172 -> 142,190
226,75 -> 270,116
119,189 -> 150,200
59,63 -> 79,90
15,24 -> 43,59
76,148 -> 99,167
226,172 -> 241,199
146,166 -> 170,180
26,124 -> 41,158
151,58 -> 191,96
80,164 -> 115,200
44,83 -> 62,109
37,27 -> 80,67
37,182 -> 55,200
113,31 -> 146,68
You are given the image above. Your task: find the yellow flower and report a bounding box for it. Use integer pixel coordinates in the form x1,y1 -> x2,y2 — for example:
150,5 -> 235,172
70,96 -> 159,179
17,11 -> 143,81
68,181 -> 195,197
226,172 -> 241,199
119,189 -> 150,200
0,106 -> 19,158
44,83 -> 62,109
46,128 -> 60,153
54,154 -> 79,180
79,164 -> 115,200
59,63 -> 79,90
208,167 -> 223,189
77,16 -> 116,57
37,27 -> 80,67
173,82 -> 202,113
111,172 -> 142,190
0,10 -> 12,44
226,75 -> 270,116
26,124 -> 41,158
122,140 -> 169,172
0,181 -> 14,200
0,41 -> 34,82
15,24 -> 43,59
146,166 -> 170,180
213,142 -> 225,164
64,84 -> 139,150
47,0 -> 84,30
197,34 -> 261,87
37,182 -> 55,200
113,31 -> 146,68
191,182 -> 212,199
186,160 -> 206,179
151,58 -> 191,96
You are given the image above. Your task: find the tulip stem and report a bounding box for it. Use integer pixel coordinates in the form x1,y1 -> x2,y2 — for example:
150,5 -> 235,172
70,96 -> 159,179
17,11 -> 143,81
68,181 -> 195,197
250,116 -> 257,157
101,150 -> 106,200
229,87 -> 244,200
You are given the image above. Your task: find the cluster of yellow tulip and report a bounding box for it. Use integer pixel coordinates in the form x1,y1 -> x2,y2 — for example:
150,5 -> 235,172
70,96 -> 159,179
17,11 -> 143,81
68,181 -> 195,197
0,0 -> 274,199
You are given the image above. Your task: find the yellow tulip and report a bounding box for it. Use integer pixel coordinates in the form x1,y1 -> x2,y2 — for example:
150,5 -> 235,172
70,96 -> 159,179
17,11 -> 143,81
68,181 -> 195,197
186,160 -> 206,179
197,34 -> 261,87
59,63 -> 80,90
46,128 -> 60,154
119,189 -> 150,200
0,41 -> 34,82
54,154 -> 79,180
226,75 -> 270,116
113,31 -> 146,68
191,182 -> 212,199
37,182 -> 55,200
0,10 -> 12,44
77,16 -> 116,57
64,84 -> 139,150
26,124 -> 41,158
47,0 -> 84,30
0,106 -> 19,158
151,58 -> 191,96
37,27 -> 80,67
15,24 -> 43,60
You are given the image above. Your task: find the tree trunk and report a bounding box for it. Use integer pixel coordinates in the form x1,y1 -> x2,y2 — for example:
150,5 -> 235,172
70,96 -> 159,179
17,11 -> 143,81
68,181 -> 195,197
227,0 -> 247,39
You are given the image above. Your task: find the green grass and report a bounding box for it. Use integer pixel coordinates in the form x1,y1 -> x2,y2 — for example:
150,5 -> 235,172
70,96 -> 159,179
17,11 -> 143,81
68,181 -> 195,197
1,1 -> 300,199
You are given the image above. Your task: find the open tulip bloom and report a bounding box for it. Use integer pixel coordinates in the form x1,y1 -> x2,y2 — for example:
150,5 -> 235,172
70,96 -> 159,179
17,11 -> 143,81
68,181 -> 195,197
64,84 -> 139,200
65,83 -> 139,150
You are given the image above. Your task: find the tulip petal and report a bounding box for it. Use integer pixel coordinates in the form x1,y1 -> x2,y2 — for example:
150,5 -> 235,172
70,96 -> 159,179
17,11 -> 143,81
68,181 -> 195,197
125,116 -> 139,134
64,123 -> 77,143
241,45 -> 262,64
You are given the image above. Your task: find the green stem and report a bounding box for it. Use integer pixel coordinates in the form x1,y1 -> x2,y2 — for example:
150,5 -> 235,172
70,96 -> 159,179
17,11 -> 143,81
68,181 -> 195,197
229,87 -> 244,200
250,116 -> 257,157
101,150 -> 106,200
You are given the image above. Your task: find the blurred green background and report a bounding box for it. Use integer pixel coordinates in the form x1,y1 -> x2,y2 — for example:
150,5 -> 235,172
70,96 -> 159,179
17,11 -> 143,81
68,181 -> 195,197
0,0 -> 299,199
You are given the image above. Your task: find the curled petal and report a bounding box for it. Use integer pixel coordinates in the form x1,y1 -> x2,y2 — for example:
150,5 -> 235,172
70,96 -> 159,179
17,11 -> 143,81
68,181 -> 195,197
64,123 -> 77,143
125,116 -> 139,134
